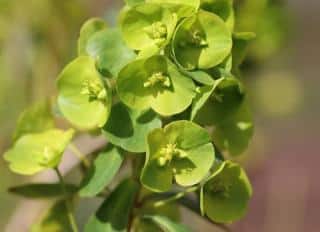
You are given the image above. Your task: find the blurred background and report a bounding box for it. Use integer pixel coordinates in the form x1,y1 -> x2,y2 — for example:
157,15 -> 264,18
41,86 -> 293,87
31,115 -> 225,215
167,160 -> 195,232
0,0 -> 319,231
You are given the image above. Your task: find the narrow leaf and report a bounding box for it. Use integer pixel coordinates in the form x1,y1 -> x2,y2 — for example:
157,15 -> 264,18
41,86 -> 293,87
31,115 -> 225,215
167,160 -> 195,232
9,183 -> 77,199
84,179 -> 139,232
80,146 -> 124,197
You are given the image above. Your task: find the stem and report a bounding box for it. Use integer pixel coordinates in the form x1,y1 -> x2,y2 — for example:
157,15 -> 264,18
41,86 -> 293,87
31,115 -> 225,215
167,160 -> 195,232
69,143 -> 90,168
54,168 -> 79,232
153,186 -> 200,208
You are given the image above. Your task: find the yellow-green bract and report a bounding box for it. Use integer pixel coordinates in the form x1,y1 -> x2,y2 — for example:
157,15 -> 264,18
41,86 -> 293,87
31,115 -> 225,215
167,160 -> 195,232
141,120 -> 215,192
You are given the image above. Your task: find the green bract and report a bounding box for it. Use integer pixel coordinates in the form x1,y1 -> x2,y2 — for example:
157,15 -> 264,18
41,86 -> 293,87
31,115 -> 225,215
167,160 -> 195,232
141,120 -> 215,192
172,10 -> 232,70
85,28 -> 136,77
200,0 -> 234,31
202,161 -> 252,223
103,103 -> 162,153
117,55 -> 196,116
120,3 -> 177,51
4,129 -> 74,175
57,56 -> 111,130
78,18 -> 107,56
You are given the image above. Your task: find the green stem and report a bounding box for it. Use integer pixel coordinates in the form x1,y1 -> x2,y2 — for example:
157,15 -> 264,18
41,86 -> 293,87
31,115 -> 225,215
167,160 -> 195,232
54,168 -> 79,232
69,143 -> 90,168
153,186 -> 200,208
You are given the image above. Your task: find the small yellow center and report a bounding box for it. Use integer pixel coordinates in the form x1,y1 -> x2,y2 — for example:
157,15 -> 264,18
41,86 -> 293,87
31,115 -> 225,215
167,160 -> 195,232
81,79 -> 106,102
143,72 -> 171,88
157,143 -> 188,167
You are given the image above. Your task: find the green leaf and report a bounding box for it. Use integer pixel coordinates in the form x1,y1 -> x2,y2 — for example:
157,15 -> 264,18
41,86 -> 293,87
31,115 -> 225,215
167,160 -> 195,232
13,99 -> 54,141
79,146 -> 124,197
4,129 -> 74,175
141,120 -> 214,192
78,18 -> 107,56
200,0 -> 235,31
31,200 -> 73,232
192,76 -> 245,125
120,3 -> 177,51
133,200 -> 180,232
103,103 -> 162,153
144,215 -> 191,232
172,10 -> 232,70
84,179 -> 139,232
85,28 -> 136,77
186,70 -> 214,85
57,56 -> 111,130
202,161 -> 252,223
9,183 -> 77,199
148,0 -> 200,9
117,55 -> 196,116
212,101 -> 254,156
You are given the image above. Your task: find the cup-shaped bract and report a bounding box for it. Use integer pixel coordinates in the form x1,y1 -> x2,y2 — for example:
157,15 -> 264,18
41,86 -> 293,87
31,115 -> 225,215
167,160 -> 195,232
141,120 -> 215,192
202,161 -> 252,223
172,10 -> 232,70
120,3 -> 177,51
200,0 -> 234,31
57,56 -> 111,130
4,129 -> 74,175
117,55 -> 196,116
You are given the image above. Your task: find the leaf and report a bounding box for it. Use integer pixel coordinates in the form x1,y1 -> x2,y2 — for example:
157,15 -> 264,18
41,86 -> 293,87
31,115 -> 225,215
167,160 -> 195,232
13,99 -> 54,141
172,10 -> 232,70
133,200 -> 180,232
117,55 -> 196,116
200,0 -> 235,31
144,215 -> 191,232
79,146 -> 124,197
85,28 -> 136,77
141,120 -> 214,192
147,0 -> 200,9
4,129 -> 74,175
31,200 -> 73,232
186,70 -> 214,85
57,56 -> 111,130
84,179 -> 139,232
202,161 -> 252,223
78,18 -> 107,56
120,3 -> 177,51
192,76 -> 245,125
9,183 -> 77,198
103,103 -> 162,153
212,101 -> 254,156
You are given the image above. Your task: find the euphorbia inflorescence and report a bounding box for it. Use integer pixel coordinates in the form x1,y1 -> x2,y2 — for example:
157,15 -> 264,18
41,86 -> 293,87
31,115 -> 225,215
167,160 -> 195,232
3,0 -> 268,231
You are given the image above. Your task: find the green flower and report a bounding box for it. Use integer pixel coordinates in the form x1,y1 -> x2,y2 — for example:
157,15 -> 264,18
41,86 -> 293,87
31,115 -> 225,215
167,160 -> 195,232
4,129 -> 74,175
57,56 -> 111,130
120,3 -> 177,51
117,55 -> 196,116
201,161 -> 252,223
141,120 -> 215,192
172,9 -> 232,70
